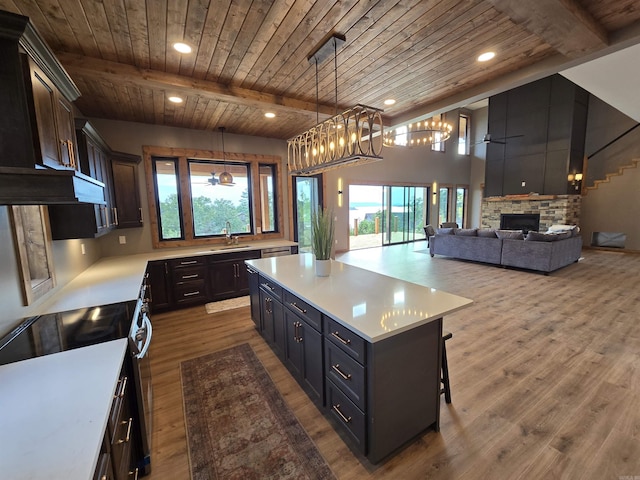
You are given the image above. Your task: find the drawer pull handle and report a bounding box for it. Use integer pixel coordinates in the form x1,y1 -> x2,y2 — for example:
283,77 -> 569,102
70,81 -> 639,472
116,418 -> 133,444
290,302 -> 307,315
115,376 -> 128,398
183,291 -> 200,297
260,282 -> 274,291
180,260 -> 198,265
129,467 -> 140,480
181,274 -> 199,279
331,331 -> 351,345
332,404 -> 352,424
332,364 -> 351,381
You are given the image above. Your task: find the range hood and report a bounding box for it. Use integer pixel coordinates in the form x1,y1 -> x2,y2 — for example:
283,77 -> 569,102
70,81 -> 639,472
0,167 -> 105,205
0,10 -> 104,206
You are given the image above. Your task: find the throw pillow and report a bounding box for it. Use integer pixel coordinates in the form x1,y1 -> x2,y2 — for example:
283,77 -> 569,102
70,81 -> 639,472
525,231 -> 554,242
437,227 -> 454,235
495,229 -> 524,240
547,224 -> 576,233
477,229 -> 498,238
454,228 -> 477,236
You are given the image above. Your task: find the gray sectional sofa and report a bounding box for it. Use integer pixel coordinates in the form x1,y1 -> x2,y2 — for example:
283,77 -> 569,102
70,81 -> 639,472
429,227 -> 582,273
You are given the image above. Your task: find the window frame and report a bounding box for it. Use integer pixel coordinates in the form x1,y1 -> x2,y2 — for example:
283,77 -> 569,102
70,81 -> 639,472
143,146 -> 284,249
431,114 -> 446,153
458,112 -> 470,155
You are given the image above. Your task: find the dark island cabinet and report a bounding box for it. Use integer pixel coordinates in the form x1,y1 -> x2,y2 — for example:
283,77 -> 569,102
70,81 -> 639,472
283,307 -> 324,404
208,250 -> 260,301
259,279 -> 285,359
247,266 -> 261,329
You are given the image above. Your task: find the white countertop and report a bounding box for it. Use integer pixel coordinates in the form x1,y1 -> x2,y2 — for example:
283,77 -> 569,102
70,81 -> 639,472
31,239 -> 296,316
0,339 -> 128,480
246,254 -> 473,342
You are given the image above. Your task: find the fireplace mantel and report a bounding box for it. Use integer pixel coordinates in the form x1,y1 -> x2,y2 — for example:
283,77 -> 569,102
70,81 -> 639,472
485,194 -> 576,202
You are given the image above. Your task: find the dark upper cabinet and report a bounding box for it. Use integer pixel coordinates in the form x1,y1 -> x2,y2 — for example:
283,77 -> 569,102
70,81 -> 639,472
48,120 -> 115,239
111,154 -> 143,229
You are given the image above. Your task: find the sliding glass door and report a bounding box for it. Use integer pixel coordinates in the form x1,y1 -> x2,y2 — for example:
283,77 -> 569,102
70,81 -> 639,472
292,175 -> 322,252
349,184 -> 429,250
382,186 -> 428,246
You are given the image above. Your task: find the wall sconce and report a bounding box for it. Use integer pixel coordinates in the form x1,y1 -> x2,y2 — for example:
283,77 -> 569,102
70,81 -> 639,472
337,178 -> 343,207
568,172 -> 583,191
432,182 -> 438,205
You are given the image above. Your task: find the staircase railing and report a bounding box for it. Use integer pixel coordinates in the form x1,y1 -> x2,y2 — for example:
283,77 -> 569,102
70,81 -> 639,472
583,123 -> 640,192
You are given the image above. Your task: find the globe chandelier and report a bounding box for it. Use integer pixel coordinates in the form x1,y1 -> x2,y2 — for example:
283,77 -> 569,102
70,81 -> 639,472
287,33 -> 384,175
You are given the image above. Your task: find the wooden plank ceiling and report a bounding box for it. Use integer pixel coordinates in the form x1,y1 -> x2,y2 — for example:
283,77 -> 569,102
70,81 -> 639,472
2,0 -> 639,140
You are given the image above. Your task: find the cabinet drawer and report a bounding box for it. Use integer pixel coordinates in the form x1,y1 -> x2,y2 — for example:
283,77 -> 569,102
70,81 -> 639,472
259,276 -> 282,300
324,317 -> 366,364
283,291 -> 322,331
168,256 -> 206,269
326,380 -> 366,454
171,265 -> 207,284
110,394 -> 133,476
93,452 -> 113,480
174,281 -> 207,304
325,342 -> 366,410
108,374 -> 128,439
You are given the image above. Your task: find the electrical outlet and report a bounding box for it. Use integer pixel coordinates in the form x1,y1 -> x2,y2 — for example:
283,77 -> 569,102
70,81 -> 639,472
119,235 -> 127,245
521,181 -> 526,187
256,227 -> 262,234
81,243 -> 86,255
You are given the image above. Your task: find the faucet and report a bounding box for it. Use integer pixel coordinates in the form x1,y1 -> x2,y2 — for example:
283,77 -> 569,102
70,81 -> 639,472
225,221 -> 232,244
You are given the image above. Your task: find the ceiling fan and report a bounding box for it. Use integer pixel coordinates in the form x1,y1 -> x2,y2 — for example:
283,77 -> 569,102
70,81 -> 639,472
472,133 -> 524,146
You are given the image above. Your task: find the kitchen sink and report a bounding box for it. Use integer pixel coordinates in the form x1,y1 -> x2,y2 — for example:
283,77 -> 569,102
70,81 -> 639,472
212,244 -> 252,251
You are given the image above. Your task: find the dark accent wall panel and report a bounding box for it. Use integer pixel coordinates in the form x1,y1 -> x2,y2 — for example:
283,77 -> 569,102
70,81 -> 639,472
484,74 -> 588,197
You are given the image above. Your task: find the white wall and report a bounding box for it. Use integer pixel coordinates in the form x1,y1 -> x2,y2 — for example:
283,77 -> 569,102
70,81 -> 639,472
325,108 -> 477,252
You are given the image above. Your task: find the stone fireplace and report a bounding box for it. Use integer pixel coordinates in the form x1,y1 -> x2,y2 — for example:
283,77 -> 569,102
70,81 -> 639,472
481,195 -> 581,232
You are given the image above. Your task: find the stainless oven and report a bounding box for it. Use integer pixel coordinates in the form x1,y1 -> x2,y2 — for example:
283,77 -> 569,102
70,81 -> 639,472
129,283 -> 153,476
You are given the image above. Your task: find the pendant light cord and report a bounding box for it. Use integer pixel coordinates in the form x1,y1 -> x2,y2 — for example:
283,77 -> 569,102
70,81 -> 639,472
334,37 -> 338,115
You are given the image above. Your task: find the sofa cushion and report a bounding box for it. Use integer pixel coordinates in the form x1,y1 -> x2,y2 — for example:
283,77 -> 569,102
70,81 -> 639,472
477,229 -> 497,238
437,227 -> 454,235
454,228 -> 477,236
525,231 -> 555,242
495,229 -> 524,240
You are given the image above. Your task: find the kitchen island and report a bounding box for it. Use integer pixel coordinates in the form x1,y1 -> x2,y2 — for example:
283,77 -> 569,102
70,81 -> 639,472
246,254 -> 472,463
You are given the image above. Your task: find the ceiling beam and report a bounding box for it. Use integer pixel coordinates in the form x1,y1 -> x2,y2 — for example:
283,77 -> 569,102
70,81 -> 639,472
56,53 -> 337,119
485,0 -> 608,58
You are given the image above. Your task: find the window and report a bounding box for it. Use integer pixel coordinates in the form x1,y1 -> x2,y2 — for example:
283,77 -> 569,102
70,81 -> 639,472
458,113 -> 470,155
259,164 -> 277,233
10,205 -> 56,305
431,114 -> 446,152
438,187 -> 450,225
188,160 -> 252,237
144,147 -> 282,248
455,186 -> 468,227
152,158 -> 182,240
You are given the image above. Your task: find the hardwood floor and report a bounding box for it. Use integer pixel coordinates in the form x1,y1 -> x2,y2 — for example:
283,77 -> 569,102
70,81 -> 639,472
146,245 -> 640,479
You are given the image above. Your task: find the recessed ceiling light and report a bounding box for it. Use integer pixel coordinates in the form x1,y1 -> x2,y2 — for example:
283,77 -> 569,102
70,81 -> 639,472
264,112 -> 276,118
173,42 -> 192,54
168,96 -> 183,103
477,51 -> 496,62
384,99 -> 396,106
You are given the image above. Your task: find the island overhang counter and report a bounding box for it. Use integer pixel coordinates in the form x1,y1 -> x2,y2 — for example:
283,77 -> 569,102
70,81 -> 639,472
245,253 -> 473,463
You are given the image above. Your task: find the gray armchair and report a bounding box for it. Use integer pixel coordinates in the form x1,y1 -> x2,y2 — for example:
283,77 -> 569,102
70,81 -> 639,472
424,224 -> 436,246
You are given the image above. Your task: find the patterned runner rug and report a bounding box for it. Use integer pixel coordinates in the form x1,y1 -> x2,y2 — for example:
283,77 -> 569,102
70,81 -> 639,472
204,295 -> 250,314
180,343 -> 336,480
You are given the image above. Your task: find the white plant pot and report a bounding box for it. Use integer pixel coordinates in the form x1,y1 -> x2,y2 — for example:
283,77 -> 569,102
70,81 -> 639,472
315,258 -> 331,277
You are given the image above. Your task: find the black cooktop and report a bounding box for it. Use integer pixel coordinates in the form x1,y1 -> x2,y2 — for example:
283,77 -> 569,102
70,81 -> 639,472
0,300 -> 137,366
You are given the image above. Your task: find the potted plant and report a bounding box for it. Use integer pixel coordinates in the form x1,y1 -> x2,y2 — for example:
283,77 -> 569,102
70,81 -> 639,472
310,207 -> 335,276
